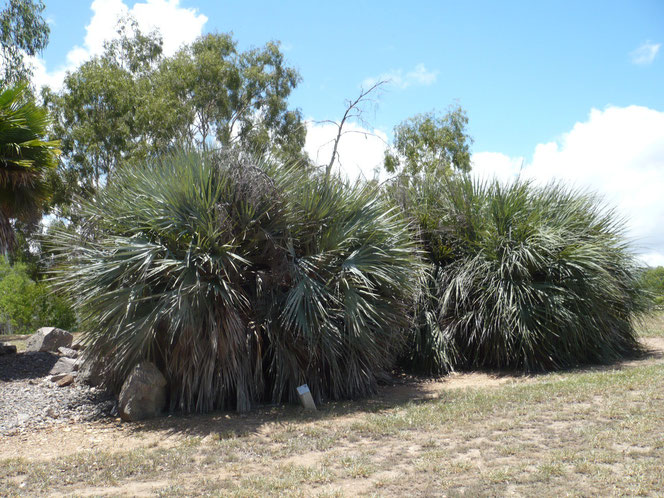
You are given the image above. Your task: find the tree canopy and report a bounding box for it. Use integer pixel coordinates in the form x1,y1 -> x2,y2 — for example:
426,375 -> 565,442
384,105 -> 472,179
44,21 -> 306,213
0,0 -> 50,86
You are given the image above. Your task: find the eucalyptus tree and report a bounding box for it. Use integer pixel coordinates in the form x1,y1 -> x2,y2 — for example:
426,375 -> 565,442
45,21 -> 307,215
164,33 -> 306,159
0,0 -> 49,86
384,105 -> 472,180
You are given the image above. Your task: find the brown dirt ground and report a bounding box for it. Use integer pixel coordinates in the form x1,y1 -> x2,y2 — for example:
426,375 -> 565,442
3,337 -> 663,462
2,336 -> 664,497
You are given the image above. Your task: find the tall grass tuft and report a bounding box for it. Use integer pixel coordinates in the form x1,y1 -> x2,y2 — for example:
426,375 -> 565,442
50,151 -> 420,412
400,176 -> 648,373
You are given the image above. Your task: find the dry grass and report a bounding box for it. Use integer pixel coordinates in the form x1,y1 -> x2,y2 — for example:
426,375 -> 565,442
1,314 -> 663,496
637,310 -> 664,337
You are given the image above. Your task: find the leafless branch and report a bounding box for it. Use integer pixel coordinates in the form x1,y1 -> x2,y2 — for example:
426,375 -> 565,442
323,80 -> 388,180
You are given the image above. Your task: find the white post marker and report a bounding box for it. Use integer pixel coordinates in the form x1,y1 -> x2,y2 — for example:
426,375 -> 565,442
296,384 -> 317,411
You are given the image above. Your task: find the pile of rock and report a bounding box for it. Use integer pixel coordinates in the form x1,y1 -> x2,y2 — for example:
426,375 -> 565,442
0,327 -> 116,435
19,327 -> 109,389
2,327 -> 169,428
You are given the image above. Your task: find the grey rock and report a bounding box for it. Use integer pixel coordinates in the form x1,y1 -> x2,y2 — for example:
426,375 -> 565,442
25,327 -> 73,352
49,357 -> 78,376
0,350 -> 115,435
58,346 -> 79,358
119,362 -> 167,422
76,355 -> 108,387
0,343 -> 17,355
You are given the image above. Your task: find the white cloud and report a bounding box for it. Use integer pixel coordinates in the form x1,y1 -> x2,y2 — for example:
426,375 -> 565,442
30,0 -> 207,91
305,121 -> 389,182
471,151 -> 525,183
472,105 -> 664,266
630,41 -> 661,65
363,63 -> 438,90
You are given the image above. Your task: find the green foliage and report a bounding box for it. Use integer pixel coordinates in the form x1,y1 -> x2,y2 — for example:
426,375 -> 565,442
384,105 -> 473,179
0,83 -> 59,252
400,176 -> 647,373
641,266 -> 664,305
164,34 -> 305,158
44,21 -> 306,214
50,151 -> 419,412
42,21 -> 168,202
0,257 -> 76,334
0,0 -> 49,86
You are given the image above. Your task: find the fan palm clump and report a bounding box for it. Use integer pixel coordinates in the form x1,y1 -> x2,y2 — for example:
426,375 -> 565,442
50,151 -> 419,412
0,83 -> 59,253
401,176 -> 647,373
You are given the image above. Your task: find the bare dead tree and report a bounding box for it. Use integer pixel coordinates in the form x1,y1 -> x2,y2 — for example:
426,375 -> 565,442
315,80 -> 388,180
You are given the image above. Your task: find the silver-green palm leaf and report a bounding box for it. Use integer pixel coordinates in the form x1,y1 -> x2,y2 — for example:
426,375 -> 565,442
401,176 -> 648,373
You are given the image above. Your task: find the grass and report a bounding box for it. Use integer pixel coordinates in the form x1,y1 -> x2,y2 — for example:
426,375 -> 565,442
636,309 -> 664,337
2,311 -> 663,496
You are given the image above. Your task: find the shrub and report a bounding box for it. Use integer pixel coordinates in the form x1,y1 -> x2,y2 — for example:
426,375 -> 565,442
400,176 -> 648,373
50,151 -> 419,412
0,258 -> 76,334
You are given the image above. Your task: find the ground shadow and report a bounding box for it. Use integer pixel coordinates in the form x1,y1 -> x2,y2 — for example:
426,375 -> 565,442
123,338 -> 664,440
0,351 -> 60,381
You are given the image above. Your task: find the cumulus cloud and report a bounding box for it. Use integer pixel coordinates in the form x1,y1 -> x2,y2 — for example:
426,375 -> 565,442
363,63 -> 438,90
305,121 -> 389,182
30,0 -> 207,91
471,151 -> 525,183
630,41 -> 661,65
472,106 -> 664,266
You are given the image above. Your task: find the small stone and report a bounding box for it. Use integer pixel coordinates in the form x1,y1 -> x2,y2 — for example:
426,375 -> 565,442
50,373 -> 69,382
46,408 -> 59,418
49,357 -> 78,376
56,374 -> 75,387
70,337 -> 86,350
58,347 -> 79,358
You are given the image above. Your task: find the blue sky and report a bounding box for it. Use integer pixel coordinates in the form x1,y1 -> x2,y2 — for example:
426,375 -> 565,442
28,1 -> 664,264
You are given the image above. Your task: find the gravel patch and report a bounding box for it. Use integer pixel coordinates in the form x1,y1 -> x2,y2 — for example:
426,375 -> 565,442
1,351 -> 116,436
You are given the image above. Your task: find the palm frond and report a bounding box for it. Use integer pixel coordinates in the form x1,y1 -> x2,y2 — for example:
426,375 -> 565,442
50,150 -> 421,412
400,175 -> 648,373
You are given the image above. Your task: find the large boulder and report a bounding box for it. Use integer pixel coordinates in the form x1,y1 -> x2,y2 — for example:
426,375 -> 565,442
25,327 -> 73,352
118,362 -> 167,421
